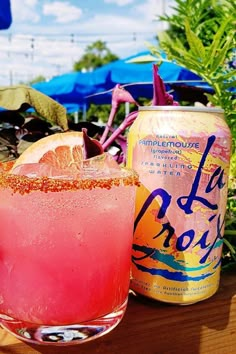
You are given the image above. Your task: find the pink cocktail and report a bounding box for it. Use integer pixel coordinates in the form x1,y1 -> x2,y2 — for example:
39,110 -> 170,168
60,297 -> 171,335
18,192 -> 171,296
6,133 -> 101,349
0,160 -> 138,345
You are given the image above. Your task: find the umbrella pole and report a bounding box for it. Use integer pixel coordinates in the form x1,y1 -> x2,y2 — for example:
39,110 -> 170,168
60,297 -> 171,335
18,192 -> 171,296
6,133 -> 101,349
82,102 -> 87,121
74,111 -> 79,124
125,102 -> 130,116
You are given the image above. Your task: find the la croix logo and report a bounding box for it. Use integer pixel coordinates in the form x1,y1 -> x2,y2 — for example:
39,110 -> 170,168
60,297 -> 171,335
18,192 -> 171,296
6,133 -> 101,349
133,135 -> 226,265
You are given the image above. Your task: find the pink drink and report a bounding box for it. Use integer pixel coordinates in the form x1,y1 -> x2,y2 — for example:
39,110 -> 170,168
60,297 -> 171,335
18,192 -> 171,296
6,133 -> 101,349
0,161 -> 138,344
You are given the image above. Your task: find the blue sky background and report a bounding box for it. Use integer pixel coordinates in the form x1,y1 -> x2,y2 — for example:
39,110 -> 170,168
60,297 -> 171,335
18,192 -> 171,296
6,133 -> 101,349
0,0 -> 176,85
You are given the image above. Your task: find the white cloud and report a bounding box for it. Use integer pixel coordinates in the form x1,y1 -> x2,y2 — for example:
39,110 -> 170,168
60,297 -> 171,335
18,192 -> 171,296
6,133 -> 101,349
0,0 -> 177,86
79,14 -> 144,33
11,0 -> 40,23
0,36 -> 84,85
104,0 -> 135,6
43,1 -> 83,24
72,12 -> 161,38
135,0 -> 176,21
24,0 -> 38,6
0,11 -> 157,85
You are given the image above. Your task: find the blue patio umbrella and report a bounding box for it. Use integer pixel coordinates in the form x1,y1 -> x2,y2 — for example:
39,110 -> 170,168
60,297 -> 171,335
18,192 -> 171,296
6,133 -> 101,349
32,50 -> 208,108
0,0 -> 12,30
32,53 -> 155,107
86,51 -> 204,104
32,70 -> 109,107
124,51 -> 214,93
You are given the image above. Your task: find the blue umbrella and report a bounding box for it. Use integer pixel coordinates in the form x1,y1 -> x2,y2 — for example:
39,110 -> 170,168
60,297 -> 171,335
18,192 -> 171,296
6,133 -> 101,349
32,53 -> 155,106
86,51 -> 204,104
32,51 -> 208,107
0,0 -> 12,30
32,70 -> 108,107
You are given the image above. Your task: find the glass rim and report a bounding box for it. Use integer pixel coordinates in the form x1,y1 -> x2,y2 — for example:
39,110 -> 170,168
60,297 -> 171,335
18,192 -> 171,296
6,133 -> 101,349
0,161 -> 139,194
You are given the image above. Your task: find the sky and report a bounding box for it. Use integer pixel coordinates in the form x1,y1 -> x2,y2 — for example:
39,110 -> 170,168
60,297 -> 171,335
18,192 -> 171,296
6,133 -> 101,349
0,0 -> 176,86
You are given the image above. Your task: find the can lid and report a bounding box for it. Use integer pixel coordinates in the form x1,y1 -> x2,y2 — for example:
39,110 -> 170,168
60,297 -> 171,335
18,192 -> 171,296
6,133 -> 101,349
138,106 -> 225,114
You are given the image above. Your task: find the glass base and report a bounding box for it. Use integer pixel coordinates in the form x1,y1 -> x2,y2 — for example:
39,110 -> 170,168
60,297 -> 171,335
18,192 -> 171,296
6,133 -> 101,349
0,299 -> 127,346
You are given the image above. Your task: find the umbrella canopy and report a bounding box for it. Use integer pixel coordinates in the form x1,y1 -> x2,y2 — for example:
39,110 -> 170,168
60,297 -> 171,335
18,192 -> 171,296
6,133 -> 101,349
32,70 -> 109,107
32,51 -> 207,108
123,51 -> 214,92
86,51 -> 204,104
0,0 -> 12,30
109,51 -> 198,84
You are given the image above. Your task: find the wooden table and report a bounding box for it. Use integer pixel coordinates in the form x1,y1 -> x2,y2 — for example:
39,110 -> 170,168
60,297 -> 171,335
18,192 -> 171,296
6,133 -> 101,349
1,266 -> 236,354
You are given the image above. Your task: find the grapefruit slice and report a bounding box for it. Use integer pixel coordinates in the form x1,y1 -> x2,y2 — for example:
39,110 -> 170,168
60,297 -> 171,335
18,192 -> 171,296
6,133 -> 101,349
11,131 -> 103,173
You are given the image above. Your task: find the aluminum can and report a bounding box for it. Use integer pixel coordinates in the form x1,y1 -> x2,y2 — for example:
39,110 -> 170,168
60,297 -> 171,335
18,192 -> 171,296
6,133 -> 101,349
127,106 -> 232,304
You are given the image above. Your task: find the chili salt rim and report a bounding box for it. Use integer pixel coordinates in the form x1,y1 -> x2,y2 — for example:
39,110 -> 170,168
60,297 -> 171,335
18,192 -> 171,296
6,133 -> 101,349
0,161 -> 139,195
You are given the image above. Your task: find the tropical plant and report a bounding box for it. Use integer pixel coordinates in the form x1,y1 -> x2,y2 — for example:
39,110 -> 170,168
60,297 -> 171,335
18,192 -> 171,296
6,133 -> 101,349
73,40 -> 119,72
28,75 -> 47,85
150,1 -> 235,128
158,0 -> 232,48
147,0 -> 236,267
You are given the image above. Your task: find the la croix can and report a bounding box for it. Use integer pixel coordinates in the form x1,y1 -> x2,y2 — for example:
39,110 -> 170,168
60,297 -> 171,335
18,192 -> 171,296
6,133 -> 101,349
127,106 -> 232,304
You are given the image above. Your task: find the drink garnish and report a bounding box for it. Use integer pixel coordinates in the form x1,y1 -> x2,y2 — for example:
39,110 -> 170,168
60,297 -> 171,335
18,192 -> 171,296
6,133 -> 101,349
0,129 -> 138,194
10,129 -> 103,173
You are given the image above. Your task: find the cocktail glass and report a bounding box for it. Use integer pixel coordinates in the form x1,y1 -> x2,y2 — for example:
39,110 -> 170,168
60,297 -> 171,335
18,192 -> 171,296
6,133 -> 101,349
0,157 -> 138,345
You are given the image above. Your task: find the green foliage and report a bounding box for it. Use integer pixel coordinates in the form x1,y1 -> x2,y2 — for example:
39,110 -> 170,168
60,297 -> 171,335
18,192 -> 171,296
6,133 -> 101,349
149,0 -> 236,144
22,75 -> 46,86
158,0 -> 234,48
86,102 -> 138,127
0,85 -> 67,130
73,40 -> 119,71
87,104 -> 112,123
223,190 -> 236,267
149,0 -> 236,266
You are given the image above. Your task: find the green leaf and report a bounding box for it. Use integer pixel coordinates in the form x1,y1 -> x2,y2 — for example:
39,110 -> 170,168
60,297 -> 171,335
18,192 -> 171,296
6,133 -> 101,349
210,36 -> 233,73
204,18 -> 234,68
158,33 -> 205,73
158,32 -> 186,52
184,19 -> 206,59
0,85 -> 68,131
213,70 -> 236,83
